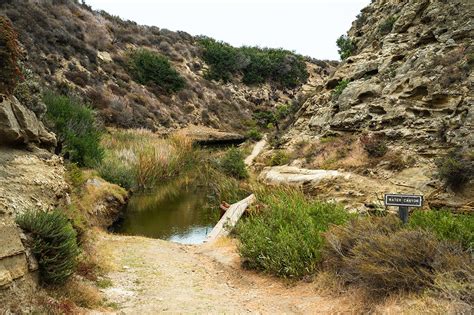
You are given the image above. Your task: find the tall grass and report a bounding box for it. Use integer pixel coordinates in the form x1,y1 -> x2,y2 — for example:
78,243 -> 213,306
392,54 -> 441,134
98,129 -> 194,191
237,187 -> 353,278
98,129 -> 248,206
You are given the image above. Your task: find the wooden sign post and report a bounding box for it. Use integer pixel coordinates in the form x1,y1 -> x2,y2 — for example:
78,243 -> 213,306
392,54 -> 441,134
384,194 -> 423,224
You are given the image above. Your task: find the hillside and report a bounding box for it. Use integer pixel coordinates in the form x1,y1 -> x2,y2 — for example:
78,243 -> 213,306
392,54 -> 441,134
0,0 -> 334,133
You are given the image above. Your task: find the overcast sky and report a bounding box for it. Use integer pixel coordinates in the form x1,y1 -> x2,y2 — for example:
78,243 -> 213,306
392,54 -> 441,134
84,0 -> 370,60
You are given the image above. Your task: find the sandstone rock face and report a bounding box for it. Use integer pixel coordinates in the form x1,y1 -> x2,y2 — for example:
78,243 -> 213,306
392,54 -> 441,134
0,94 -> 56,147
0,149 -> 68,295
286,0 -> 473,153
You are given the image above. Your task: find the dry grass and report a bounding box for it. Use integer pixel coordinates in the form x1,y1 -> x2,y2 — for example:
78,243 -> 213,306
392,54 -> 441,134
293,135 -> 367,170
99,128 -> 194,190
323,215 -> 473,300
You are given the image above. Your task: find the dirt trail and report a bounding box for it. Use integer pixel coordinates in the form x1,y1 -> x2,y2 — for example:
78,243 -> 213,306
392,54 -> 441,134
96,233 -> 355,314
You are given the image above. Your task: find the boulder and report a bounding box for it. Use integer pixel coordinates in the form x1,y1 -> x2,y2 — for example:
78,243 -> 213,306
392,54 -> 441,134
0,94 -> 56,147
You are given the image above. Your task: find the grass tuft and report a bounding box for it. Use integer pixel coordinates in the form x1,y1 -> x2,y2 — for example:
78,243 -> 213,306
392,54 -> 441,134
16,210 -> 80,285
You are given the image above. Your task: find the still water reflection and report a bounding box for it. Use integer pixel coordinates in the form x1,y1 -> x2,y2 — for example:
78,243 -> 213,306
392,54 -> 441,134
114,179 -> 218,244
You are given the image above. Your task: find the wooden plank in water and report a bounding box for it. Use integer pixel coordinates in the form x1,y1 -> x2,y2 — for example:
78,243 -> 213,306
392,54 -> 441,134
206,194 -> 255,242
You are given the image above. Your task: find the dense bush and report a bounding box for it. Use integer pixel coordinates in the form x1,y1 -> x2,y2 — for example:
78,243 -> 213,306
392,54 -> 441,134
324,216 -> 472,296
0,16 -> 22,94
199,38 -> 308,88
238,188 -> 352,278
220,147 -> 248,180
128,49 -> 185,93
44,92 -> 104,167
336,35 -> 355,60
436,149 -> 473,191
409,210 -> 474,251
332,79 -> 349,99
360,133 -> 388,157
16,210 -> 80,285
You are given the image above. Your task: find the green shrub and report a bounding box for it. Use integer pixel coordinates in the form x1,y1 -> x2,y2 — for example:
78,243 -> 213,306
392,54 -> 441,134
44,92 -> 104,167
238,188 -> 352,278
336,35 -> 355,60
198,37 -> 308,88
332,79 -> 349,99
16,210 -> 80,285
360,133 -> 388,157
436,150 -> 473,191
324,216 -> 472,296
246,128 -> 262,141
379,15 -> 397,35
0,16 -> 22,95
66,163 -> 86,189
220,147 -> 248,180
269,150 -> 291,166
97,155 -> 135,190
409,210 -> 474,251
128,49 -> 185,93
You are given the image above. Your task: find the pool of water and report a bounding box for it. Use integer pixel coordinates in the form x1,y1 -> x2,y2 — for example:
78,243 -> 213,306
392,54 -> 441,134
113,179 -> 219,244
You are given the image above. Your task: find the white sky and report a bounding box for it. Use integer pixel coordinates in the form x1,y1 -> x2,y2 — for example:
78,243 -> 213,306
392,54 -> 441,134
84,0 -> 371,60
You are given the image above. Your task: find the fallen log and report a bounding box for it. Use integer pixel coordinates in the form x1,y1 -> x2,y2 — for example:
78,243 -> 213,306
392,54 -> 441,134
206,194 -> 256,242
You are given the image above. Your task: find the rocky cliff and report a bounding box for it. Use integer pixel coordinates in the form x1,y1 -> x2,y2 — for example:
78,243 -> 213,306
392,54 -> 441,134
0,0 -> 334,133
286,0 -> 473,153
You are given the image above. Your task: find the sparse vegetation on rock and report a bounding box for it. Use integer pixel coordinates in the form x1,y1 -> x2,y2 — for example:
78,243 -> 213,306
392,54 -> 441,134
436,149 -> 473,191
332,79 -> 349,99
360,133 -> 387,158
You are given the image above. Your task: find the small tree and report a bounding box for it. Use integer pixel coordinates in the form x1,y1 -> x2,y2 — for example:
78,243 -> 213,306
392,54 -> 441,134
336,35 -> 355,60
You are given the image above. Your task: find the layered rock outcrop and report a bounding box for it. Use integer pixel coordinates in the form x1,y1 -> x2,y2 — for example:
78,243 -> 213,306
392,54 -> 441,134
286,0 -> 473,153
0,94 -> 56,147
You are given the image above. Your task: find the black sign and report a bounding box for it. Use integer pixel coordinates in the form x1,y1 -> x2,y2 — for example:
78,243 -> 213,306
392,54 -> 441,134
384,194 -> 423,207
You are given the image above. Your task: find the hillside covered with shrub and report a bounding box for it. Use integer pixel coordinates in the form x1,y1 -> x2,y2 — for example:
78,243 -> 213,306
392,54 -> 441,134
0,0 -> 334,133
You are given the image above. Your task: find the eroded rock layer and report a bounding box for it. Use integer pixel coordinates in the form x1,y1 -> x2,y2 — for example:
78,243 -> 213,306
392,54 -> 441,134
286,0 -> 473,153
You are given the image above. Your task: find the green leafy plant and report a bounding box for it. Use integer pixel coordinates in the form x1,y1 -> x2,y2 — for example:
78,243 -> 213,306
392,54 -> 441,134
198,37 -> 308,88
128,48 -> 185,93
44,92 -> 104,167
336,35 -> 355,60
332,79 -> 349,99
220,147 -> 248,180
238,187 -> 352,278
409,209 -> 474,251
436,149 -> 473,191
16,210 -> 80,285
